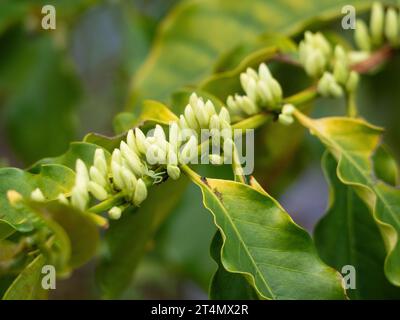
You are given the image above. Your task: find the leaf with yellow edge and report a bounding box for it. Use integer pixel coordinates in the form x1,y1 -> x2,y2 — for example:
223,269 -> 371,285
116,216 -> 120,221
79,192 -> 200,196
295,110 -> 400,286
184,166 -> 346,299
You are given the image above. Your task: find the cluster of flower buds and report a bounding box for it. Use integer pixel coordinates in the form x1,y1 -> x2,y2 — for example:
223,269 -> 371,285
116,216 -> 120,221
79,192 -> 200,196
298,31 -> 332,78
226,63 -> 283,118
28,93 -> 236,220
278,104 -> 296,126
355,2 -> 400,52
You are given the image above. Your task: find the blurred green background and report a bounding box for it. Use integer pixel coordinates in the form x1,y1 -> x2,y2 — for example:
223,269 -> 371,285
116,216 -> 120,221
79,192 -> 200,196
0,0 -> 399,299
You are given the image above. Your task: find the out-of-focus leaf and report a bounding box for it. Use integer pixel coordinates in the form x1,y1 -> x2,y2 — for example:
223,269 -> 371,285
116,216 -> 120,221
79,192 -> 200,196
2,254 -> 45,300
32,201 -> 99,270
295,111 -> 400,286
374,145 -> 399,186
209,231 -> 259,300
128,0 -> 379,109
96,177 -> 187,299
0,165 -> 75,232
0,34 -> 81,165
187,170 -> 345,299
315,152 -> 400,299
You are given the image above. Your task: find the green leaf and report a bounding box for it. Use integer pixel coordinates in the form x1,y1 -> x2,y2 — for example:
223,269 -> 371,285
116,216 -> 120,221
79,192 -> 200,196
315,152 -> 400,299
128,0 -> 379,109
96,177 -> 187,299
209,231 -> 259,300
185,169 -> 346,299
374,145 -> 399,186
295,111 -> 400,286
2,254 -> 45,300
0,34 -> 81,165
0,165 -> 75,232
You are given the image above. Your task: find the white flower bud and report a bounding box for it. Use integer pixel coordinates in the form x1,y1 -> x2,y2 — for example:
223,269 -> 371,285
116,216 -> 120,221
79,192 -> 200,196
209,154 -> 224,165
370,2 -> 384,46
167,165 -> 181,180
90,166 -> 107,188
328,80 -> 344,98
385,8 -> 399,46
267,78 -> 283,106
111,161 -> 125,190
179,135 -> 198,164
31,188 -> 45,202
120,141 -> 145,176
108,206 -> 122,220
121,166 -> 137,192
314,32 -> 332,57
71,186 -> 89,211
169,121 -> 181,150
111,149 -> 122,165
209,114 -> 220,130
240,73 -> 250,91
194,99 -> 209,127
134,128 -> 149,155
257,80 -> 274,106
184,104 -> 199,130
133,179 -> 147,206
57,193 -> 69,205
278,114 -> 294,125
127,129 -> 139,154
204,100 -> 217,118
94,148 -> 108,176
241,96 -> 258,115
258,63 -> 272,81
246,67 -> 258,80
75,159 -> 89,190
333,60 -> 349,85
154,124 -> 166,142
226,95 -> 241,115
179,114 -> 190,130
355,19 -> 371,52
282,104 -> 295,115
167,144 -> 179,165
334,45 -> 348,63
219,107 -> 231,124
88,181 -> 108,201
223,138 -> 234,161
146,144 -> 167,165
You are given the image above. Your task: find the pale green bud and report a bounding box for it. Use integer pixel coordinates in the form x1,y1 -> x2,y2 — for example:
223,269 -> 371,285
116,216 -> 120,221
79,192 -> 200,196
204,100 -> 217,118
305,50 -> 326,77
329,80 -> 344,98
370,2 -> 384,46
333,60 -> 349,85
111,149 -> 122,165
226,95 -> 241,115
133,179 -> 147,206
219,119 -> 232,141
189,92 -> 199,107
31,188 -> 45,202
108,206 -> 122,220
223,138 -> 234,161
355,19 -> 371,52
257,80 -> 274,106
179,135 -> 198,164
126,129 -> 139,154
314,32 -> 332,57
282,104 -> 295,115
167,144 -> 178,165
154,124 -> 166,142
120,141 -> 144,176
278,114 -> 294,126
244,77 -> 258,101
146,144 -> 167,165
121,166 -> 137,192
317,72 -> 334,97
385,8 -> 399,46
167,164 -> 181,180
134,128 -> 149,155
245,67 -> 258,80
7,190 -> 23,206
90,166 -> 107,188
179,114 -> 190,130
71,186 -> 89,211
334,45 -> 348,64
219,107 -> 231,124
241,96 -> 258,114
169,121 -> 181,149
258,63 -> 272,81
57,193 -> 69,205
209,154 -> 224,165
75,159 -> 89,190
346,71 -> 360,92
209,114 -> 220,130
88,181 -> 108,201
267,78 -> 283,106
194,99 -> 209,127
111,161 -> 125,190
240,73 -> 250,91
184,104 -> 199,130
94,148 -> 108,176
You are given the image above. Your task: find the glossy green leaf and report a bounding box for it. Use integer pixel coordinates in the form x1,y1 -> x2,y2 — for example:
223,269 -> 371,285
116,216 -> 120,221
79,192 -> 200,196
128,0 -> 378,109
315,152 -> 400,299
295,111 -> 400,286
186,170 -> 346,299
2,254 -> 45,300
96,177 -> 187,299
209,231 -> 259,300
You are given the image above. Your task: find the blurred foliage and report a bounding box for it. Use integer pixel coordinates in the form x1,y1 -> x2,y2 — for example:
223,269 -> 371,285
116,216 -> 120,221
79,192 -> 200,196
0,0 -> 400,300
